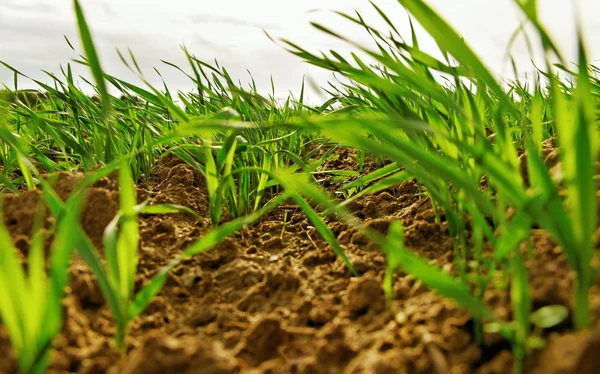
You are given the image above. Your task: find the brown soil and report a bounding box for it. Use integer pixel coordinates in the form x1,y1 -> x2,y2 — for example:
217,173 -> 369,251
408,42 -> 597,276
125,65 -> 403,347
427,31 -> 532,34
1,151 -> 600,374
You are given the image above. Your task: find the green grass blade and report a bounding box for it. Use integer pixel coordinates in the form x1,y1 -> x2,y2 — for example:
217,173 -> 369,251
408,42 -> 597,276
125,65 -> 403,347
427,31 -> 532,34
339,162 -> 400,192
292,193 -> 358,276
0,172 -> 19,194
384,220 -> 495,321
0,219 -> 27,360
140,203 -> 200,219
396,0 -> 516,113
336,171 -> 410,212
117,160 -> 139,305
510,252 -> 531,374
73,0 -> 112,121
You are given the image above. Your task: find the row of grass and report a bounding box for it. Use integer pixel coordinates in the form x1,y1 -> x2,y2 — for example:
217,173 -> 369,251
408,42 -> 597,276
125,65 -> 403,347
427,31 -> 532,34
0,0 -> 598,373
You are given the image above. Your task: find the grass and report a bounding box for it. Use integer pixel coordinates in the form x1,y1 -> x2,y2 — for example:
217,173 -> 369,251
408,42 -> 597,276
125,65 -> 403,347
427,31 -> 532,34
0,177 -> 85,373
0,0 -> 598,373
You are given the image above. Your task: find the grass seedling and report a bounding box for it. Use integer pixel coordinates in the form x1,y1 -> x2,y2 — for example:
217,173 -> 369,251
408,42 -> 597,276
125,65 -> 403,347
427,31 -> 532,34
510,253 -> 531,373
102,160 -> 140,347
0,184 -> 85,373
38,158 -> 202,350
280,209 -> 289,240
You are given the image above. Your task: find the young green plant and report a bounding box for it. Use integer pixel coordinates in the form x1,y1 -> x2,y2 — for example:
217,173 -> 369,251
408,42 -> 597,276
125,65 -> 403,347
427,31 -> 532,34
0,183 -> 85,373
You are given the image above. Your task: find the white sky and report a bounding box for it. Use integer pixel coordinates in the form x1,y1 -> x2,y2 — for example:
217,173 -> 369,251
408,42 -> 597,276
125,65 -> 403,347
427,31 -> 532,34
2,0 -> 600,102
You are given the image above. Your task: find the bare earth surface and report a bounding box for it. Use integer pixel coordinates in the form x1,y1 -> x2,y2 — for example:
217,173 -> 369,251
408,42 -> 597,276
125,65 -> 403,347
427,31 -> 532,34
1,149 -> 600,374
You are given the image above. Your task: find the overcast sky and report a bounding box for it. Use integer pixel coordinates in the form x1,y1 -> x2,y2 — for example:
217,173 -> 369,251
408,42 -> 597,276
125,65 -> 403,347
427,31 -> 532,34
2,0 -> 600,102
